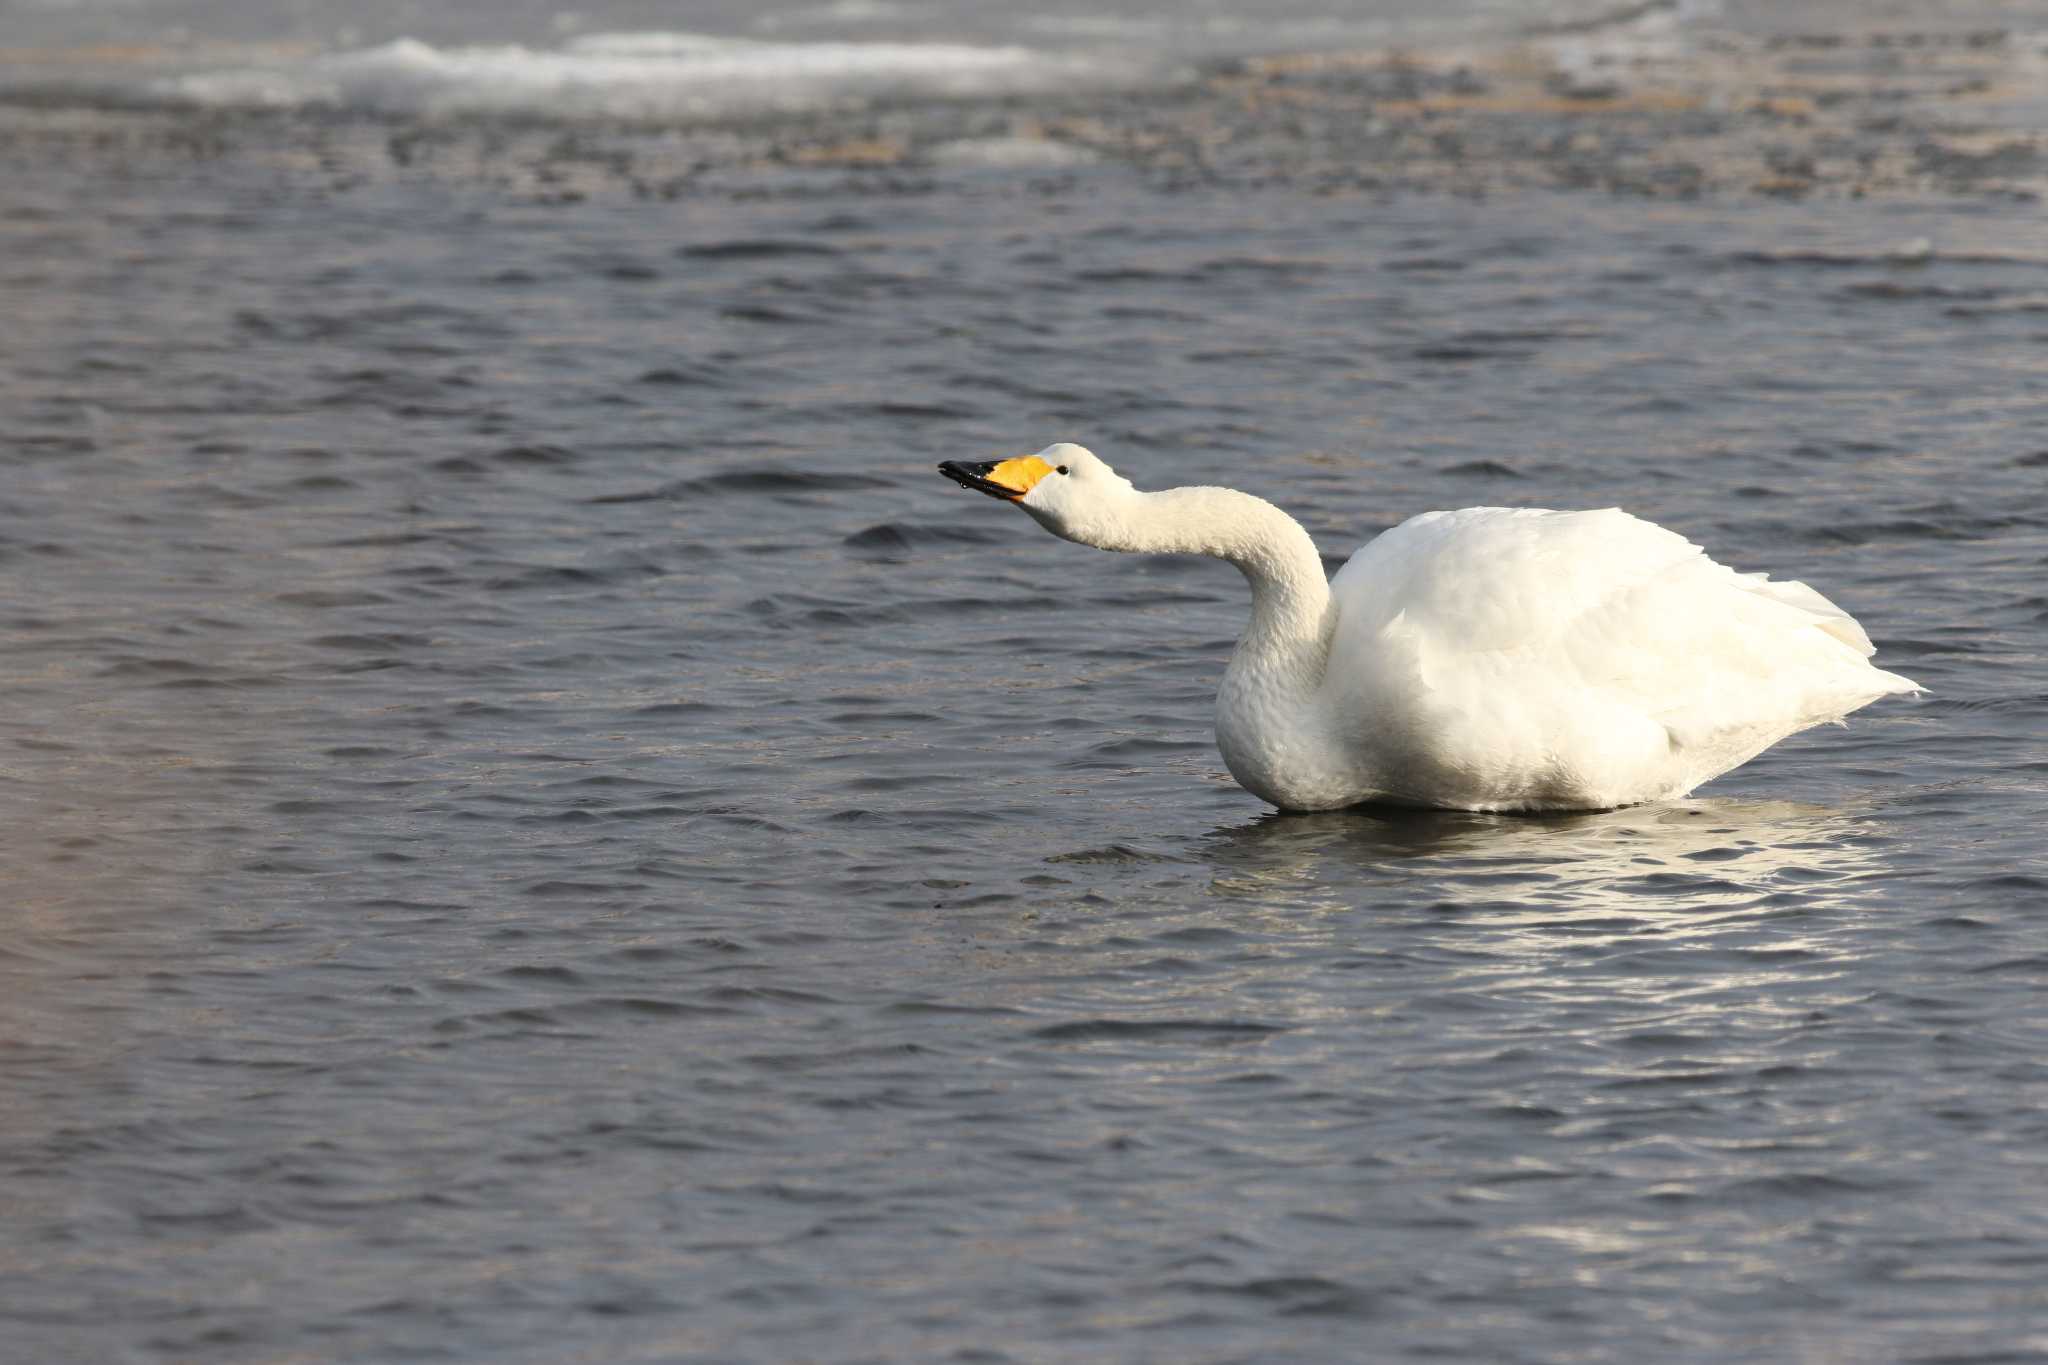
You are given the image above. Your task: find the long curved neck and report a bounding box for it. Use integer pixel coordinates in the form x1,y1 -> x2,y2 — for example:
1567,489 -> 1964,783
1060,481 -> 1342,807
1109,487 -> 1336,687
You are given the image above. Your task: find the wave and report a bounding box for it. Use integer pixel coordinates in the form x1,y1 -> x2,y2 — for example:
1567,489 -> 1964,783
144,30 -> 1159,121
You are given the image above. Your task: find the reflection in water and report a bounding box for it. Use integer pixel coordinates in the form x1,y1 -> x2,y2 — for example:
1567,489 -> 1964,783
1193,797 -> 1892,925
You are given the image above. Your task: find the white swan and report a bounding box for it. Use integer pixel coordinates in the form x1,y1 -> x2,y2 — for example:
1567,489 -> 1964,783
939,443 -> 1921,813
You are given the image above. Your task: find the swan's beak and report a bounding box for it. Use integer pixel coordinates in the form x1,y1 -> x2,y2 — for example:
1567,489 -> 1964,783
939,456 -> 1054,502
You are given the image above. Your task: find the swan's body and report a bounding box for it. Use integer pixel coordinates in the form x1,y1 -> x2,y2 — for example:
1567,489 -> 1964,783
939,444 -> 1920,813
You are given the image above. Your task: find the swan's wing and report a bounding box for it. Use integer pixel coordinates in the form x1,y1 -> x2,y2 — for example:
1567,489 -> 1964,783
1331,507 -> 1700,654
1328,507 -> 1917,799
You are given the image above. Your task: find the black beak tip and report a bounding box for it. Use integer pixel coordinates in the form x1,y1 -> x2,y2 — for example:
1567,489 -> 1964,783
938,460 -> 1013,499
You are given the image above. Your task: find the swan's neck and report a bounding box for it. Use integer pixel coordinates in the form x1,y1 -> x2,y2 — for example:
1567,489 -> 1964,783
1104,486 -> 1336,691
1058,482 -> 1345,807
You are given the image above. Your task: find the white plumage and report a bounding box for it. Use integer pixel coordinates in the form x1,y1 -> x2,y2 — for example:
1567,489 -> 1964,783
938,443 -> 1921,813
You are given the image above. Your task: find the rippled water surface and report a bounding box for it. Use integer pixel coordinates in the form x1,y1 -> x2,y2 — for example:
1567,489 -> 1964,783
5,113 -> 2048,1362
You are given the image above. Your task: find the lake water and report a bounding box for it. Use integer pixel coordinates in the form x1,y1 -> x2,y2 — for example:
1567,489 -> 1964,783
4,2 -> 2048,1361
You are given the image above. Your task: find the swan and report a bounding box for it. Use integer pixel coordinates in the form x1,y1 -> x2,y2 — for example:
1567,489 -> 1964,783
938,443 -> 1921,813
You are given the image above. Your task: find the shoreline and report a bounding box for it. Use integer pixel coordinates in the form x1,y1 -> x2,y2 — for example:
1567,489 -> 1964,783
1,22 -> 2043,202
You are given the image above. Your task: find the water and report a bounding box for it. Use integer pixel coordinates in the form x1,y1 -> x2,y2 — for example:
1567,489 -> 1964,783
5,3 -> 2048,1362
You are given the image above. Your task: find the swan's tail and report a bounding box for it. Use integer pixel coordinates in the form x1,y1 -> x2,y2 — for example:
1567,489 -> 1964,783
1747,573 -> 1925,698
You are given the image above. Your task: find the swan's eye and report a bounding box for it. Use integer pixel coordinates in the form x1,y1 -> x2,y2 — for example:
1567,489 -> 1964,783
1057,465 -> 1069,475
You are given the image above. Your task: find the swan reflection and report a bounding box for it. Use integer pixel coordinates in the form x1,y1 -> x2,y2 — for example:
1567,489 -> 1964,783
1193,797 -> 1891,926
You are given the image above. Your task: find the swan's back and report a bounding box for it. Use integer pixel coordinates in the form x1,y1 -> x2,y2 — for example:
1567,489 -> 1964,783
1324,507 -> 1918,810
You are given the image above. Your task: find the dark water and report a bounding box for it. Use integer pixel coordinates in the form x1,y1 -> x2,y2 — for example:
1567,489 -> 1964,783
5,114 -> 2048,1362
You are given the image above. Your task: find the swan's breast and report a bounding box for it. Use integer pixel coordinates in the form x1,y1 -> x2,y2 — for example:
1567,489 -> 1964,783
1215,658 -> 1373,811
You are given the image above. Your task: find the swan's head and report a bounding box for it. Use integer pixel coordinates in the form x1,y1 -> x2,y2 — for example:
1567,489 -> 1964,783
937,442 -> 1134,546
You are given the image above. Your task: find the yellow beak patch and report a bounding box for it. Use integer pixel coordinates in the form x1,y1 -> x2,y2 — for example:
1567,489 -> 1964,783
985,455 -> 1056,499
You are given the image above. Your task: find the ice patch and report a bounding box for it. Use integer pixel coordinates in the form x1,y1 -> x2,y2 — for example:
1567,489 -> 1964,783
1533,0 -> 1725,81
149,31 -> 1155,121
926,135 -> 1098,168
754,0 -> 918,32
